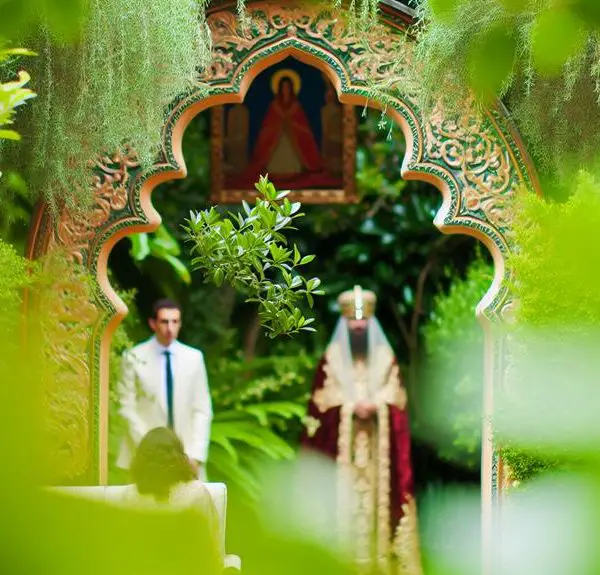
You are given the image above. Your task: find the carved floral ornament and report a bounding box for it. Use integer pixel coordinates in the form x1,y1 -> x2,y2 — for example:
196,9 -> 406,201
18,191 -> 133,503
47,147 -> 140,264
202,4 -> 413,86
27,1 -> 538,485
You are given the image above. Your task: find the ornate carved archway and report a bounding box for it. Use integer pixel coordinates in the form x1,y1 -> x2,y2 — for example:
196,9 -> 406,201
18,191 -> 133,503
27,0 -> 539,529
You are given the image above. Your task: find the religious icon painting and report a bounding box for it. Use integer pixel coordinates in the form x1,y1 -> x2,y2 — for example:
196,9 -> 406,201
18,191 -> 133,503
210,56 -> 358,204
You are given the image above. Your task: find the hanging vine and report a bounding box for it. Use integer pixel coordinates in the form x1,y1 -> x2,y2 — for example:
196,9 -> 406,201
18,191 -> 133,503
4,0 -> 211,214
412,0 -> 600,191
236,0 -> 383,30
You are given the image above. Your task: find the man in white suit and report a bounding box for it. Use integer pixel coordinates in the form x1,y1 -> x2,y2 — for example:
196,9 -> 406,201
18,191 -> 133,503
117,299 -> 212,479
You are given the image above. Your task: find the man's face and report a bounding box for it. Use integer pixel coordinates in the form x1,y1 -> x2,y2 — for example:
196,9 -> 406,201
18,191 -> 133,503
348,318 -> 368,333
149,307 -> 181,347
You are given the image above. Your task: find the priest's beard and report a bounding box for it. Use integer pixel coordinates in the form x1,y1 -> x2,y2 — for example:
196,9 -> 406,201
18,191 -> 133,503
349,328 -> 368,361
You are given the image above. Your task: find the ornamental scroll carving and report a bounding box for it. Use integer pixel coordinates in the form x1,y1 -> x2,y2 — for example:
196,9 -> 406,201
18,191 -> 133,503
424,107 -> 517,234
40,255 -> 98,480
41,147 -> 139,480
202,3 -> 410,86
49,147 -> 140,263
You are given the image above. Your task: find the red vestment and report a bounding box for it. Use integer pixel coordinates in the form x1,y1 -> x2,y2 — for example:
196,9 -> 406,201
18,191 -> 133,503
300,353 -> 421,574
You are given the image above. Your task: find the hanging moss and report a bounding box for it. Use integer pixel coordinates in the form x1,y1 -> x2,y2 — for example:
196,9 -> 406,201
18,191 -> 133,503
1,0 -> 388,215
11,0 -> 211,214
235,0 -> 382,30
412,0 -> 600,189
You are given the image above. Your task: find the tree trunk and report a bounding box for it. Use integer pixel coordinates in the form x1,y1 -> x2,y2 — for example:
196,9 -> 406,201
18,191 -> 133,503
243,309 -> 262,362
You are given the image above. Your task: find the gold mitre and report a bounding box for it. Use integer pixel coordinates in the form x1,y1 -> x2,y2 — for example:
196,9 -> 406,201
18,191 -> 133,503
338,285 -> 377,319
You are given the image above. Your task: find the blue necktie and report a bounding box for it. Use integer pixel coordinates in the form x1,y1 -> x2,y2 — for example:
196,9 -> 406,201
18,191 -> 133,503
164,350 -> 174,428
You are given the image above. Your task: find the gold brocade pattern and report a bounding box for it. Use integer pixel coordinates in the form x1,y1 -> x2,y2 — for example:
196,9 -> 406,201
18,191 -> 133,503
353,426 -> 375,565
377,402 -> 391,572
337,403 -> 354,548
330,358 -> 421,574
392,496 -> 423,575
375,364 -> 407,410
313,344 -> 346,412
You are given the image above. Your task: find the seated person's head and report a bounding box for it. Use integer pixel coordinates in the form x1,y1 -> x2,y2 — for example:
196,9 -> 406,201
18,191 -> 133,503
131,427 -> 195,501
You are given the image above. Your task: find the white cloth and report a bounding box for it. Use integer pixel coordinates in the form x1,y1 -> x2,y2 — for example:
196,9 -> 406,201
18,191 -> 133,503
327,317 -> 395,401
117,337 -> 212,469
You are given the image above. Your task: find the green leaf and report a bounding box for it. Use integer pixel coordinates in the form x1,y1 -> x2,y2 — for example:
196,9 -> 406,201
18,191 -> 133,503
214,268 -> 224,286
162,254 -> 191,285
467,23 -> 516,102
299,254 -> 315,265
0,130 -> 21,140
306,277 -> 321,292
129,233 -> 151,261
531,9 -> 586,76
209,434 -> 239,463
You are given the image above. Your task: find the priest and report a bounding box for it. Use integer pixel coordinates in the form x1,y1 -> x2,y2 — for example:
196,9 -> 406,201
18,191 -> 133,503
301,286 -> 422,575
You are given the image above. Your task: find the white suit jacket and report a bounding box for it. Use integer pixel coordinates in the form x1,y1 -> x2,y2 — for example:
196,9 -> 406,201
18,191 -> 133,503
117,337 -> 212,469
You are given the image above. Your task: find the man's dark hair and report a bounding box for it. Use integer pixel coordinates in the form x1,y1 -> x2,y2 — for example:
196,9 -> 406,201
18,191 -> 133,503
131,427 -> 195,502
152,298 -> 181,319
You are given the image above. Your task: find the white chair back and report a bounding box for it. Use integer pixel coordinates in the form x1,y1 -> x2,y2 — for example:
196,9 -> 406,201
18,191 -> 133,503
51,482 -> 227,555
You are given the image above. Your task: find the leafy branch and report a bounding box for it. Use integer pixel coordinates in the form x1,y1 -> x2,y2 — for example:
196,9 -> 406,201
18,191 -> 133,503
0,47 -> 36,158
184,175 -> 323,338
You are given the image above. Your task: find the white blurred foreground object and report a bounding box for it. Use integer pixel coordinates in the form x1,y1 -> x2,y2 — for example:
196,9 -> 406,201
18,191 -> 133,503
259,451 -> 350,553
51,481 -> 241,572
426,475 -> 597,575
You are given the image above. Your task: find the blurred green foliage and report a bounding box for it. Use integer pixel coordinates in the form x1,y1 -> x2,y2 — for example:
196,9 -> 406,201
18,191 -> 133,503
0,0 -> 88,43
0,47 -> 36,250
497,171 -> 600,482
508,172 -> 600,329
414,0 -> 600,197
0,237 -> 37,307
0,50 -> 36,143
420,255 -> 492,470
